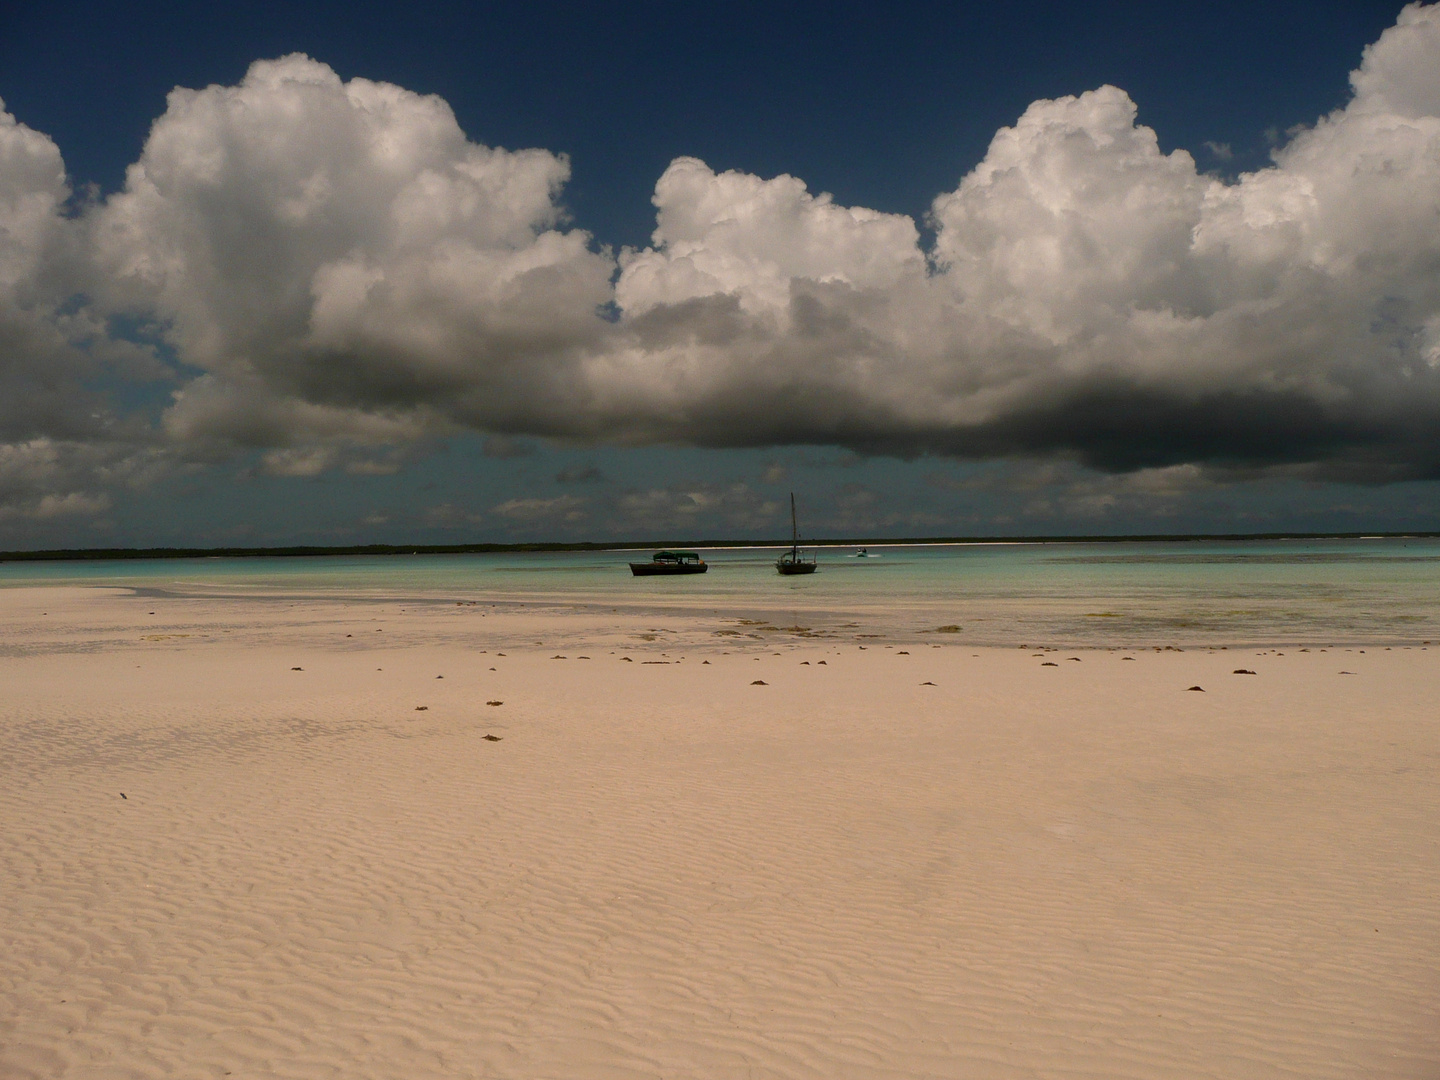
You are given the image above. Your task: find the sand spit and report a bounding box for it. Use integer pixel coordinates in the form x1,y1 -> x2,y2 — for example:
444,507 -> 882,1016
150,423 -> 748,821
2,585 -> 1438,1079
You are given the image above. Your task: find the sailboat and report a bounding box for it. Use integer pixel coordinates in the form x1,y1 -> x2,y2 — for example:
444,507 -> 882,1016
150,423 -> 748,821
776,493 -> 818,575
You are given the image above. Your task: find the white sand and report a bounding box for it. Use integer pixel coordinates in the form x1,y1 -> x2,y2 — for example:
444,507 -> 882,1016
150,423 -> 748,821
2,584 -> 1437,1078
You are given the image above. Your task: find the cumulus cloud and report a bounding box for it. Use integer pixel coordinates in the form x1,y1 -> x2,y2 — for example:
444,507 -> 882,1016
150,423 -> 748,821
0,437 -> 158,524
0,490 -> 112,522
481,436 -> 535,459
1029,463 -> 1216,519
0,98 -> 87,443
612,483 -> 780,531
555,464 -> 605,483
422,502 -> 481,529
5,6 -> 1440,526
90,54 -> 614,457
596,5 -> 1440,478
0,99 -> 173,526
490,494 -> 587,522
616,156 -> 923,315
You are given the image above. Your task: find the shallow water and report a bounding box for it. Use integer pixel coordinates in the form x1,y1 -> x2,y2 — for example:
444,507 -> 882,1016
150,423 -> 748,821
3,537 -> 1438,646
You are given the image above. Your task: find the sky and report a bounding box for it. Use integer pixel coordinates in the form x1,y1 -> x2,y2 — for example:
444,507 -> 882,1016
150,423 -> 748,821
2,0 -> 1439,548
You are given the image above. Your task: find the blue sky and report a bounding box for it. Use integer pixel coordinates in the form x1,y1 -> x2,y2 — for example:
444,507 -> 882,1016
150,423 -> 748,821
1,1 -> 1438,546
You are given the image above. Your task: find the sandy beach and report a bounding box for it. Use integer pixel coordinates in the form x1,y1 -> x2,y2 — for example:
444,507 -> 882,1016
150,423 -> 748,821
2,583 -> 1438,1079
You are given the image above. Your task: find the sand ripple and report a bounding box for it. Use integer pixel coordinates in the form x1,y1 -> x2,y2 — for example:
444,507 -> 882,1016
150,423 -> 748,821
2,591 -> 1438,1078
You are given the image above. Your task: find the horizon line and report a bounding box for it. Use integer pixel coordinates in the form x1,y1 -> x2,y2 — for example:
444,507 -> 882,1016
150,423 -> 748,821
3,531 -> 1438,563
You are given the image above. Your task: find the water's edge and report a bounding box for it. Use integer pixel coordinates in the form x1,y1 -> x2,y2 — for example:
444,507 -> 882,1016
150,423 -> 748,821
4,538 -> 1437,648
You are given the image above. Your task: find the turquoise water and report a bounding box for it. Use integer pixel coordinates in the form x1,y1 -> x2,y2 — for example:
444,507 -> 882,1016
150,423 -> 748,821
3,538 -> 1439,646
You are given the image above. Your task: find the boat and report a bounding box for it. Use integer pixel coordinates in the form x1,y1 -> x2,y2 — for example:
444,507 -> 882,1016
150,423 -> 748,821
776,493 -> 818,575
629,550 -> 708,576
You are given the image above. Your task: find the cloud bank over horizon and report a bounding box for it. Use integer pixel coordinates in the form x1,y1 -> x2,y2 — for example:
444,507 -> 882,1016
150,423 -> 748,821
2,3 -> 1440,524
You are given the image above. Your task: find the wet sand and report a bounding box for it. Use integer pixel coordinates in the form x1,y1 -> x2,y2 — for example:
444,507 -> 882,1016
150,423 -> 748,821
2,585 -> 1438,1078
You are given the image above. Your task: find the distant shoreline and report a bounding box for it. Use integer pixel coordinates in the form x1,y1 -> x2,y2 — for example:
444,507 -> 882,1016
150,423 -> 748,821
3,532 -> 1438,563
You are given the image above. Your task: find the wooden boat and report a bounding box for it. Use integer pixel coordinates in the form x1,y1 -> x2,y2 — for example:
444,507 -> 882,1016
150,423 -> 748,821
629,550 -> 708,576
776,493 -> 817,575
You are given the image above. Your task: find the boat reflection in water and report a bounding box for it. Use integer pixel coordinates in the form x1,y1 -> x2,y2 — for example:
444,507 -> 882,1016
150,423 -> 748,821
628,550 -> 708,576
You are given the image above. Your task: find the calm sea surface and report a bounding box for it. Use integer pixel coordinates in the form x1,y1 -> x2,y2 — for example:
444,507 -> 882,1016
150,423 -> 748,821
4,538 -> 1439,646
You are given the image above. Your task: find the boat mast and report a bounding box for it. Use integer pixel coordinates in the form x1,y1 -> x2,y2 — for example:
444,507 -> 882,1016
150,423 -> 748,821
790,492 -> 799,557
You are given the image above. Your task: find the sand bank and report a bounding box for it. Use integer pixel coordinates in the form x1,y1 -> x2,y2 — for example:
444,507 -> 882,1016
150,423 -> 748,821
2,585 -> 1437,1078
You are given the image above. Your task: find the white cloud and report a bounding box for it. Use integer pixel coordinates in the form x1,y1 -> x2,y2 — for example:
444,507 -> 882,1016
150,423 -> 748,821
27,491 -> 112,519
616,156 -> 923,316
422,502 -> 482,529
260,446 -> 338,477
0,101 -> 104,446
90,54 -> 614,451
490,494 -> 587,521
0,491 -> 112,523
0,100 -> 172,527
0,438 -> 144,522
555,464 -> 604,483
931,84 -> 1210,338
611,483 -> 779,531
1349,3 -> 1440,118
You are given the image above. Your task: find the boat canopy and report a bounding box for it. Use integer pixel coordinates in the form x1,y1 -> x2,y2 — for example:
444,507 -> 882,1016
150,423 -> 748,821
653,550 -> 701,560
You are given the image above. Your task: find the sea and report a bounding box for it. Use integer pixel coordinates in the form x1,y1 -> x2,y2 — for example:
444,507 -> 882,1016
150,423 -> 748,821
4,537 -> 1439,647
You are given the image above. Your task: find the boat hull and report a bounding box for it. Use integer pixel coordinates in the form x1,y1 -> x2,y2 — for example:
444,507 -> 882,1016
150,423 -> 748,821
629,562 -> 708,576
776,562 -> 817,575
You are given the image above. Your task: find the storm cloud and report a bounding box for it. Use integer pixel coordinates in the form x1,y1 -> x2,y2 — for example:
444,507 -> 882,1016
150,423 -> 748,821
3,4 -> 1440,519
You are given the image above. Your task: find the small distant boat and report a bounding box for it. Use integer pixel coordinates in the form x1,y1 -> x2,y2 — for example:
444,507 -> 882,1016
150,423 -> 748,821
629,550 -> 708,576
855,547 -> 870,557
776,493 -> 818,575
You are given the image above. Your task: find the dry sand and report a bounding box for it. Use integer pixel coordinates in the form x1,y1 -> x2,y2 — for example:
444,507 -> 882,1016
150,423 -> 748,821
2,584 -> 1438,1078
